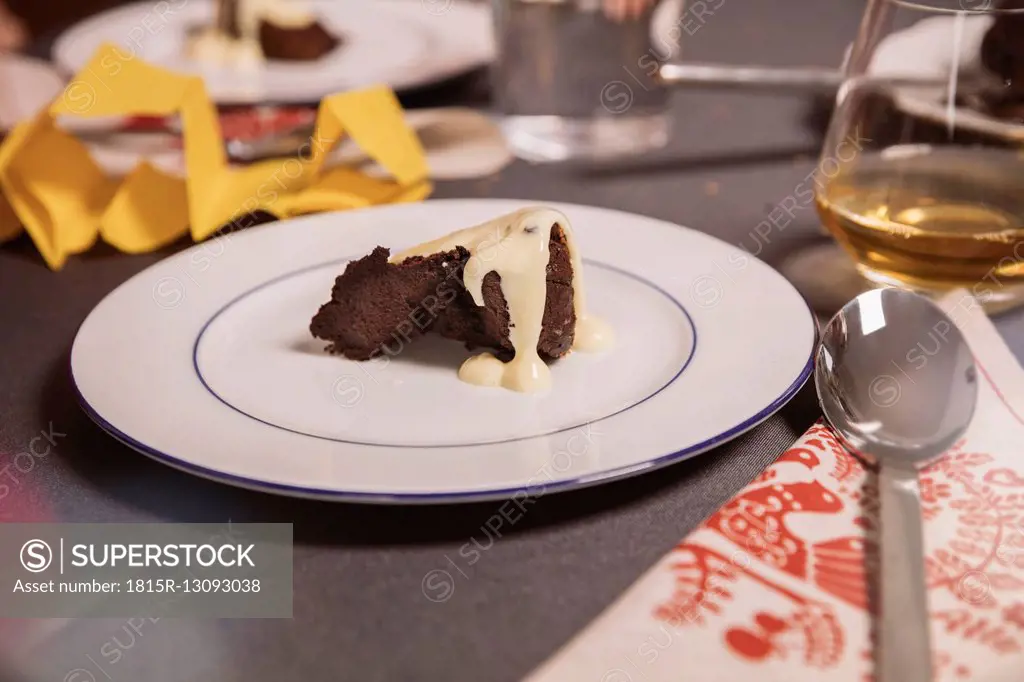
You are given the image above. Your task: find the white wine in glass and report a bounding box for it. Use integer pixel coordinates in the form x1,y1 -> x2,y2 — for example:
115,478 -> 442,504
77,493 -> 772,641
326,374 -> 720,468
815,0 -> 1024,311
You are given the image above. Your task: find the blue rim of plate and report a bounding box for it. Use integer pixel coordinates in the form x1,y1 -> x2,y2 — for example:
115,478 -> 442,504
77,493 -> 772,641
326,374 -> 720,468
73,356 -> 814,504
70,254 -> 819,505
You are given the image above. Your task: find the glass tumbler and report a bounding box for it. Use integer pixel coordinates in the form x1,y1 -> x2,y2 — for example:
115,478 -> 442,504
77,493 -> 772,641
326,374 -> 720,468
491,0 -> 673,162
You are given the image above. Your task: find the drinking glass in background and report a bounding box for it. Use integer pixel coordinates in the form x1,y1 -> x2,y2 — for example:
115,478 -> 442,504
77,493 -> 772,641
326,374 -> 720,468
815,0 -> 1024,312
492,0 -> 679,162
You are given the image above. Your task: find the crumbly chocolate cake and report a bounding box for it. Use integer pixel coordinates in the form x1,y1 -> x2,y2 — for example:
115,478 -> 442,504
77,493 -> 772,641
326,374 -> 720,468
258,19 -> 340,61
309,227 -> 577,362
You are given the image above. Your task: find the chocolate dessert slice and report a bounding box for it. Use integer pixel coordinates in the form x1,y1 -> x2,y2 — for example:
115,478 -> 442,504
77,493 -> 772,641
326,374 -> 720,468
309,246 -> 469,361
311,207 -> 613,393
193,0 -> 342,65
309,227 -> 576,362
259,19 -> 341,61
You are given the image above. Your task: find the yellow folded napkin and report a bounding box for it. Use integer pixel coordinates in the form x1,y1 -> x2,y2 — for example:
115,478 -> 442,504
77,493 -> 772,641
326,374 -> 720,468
0,44 -> 432,270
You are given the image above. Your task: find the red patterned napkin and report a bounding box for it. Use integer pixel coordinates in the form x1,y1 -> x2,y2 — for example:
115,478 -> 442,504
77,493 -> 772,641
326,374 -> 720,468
527,291 -> 1024,682
123,107 -> 317,141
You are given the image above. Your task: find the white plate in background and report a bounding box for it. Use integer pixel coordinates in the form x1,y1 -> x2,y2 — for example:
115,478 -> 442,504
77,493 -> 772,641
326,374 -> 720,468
0,55 -> 64,130
53,0 -> 494,104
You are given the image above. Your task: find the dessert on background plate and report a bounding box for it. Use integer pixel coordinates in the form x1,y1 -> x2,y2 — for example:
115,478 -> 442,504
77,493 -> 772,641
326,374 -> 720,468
310,207 -> 614,393
977,0 -> 1024,123
53,0 -> 492,105
187,0 -> 341,69
868,8 -> 1024,140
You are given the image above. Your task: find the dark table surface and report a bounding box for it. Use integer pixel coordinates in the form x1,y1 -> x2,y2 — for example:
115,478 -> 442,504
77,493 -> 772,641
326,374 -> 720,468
4,1 -> 1024,680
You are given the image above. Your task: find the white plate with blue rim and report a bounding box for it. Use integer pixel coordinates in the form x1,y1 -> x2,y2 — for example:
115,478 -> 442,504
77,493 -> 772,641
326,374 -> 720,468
71,199 -> 816,504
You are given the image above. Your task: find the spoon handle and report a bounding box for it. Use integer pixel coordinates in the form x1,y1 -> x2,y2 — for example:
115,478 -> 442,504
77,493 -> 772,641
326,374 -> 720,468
879,463 -> 933,682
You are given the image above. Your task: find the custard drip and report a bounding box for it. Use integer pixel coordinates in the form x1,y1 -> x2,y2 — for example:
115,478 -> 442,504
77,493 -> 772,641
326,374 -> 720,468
188,0 -> 316,66
393,207 -> 614,393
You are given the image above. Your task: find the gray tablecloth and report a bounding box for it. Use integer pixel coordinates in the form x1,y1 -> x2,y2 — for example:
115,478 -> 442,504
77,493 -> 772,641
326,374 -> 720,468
4,0 -> 1024,680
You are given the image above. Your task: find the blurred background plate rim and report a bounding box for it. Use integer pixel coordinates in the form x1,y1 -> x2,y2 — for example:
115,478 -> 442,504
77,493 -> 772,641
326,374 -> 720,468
0,53 -> 65,130
51,0 -> 495,105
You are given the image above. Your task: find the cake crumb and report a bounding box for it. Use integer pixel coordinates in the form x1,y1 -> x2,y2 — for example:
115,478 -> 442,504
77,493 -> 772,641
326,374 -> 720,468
703,181 -> 720,197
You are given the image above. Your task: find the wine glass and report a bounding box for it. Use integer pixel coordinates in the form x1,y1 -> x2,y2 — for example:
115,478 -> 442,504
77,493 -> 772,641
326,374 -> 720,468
815,0 -> 1024,312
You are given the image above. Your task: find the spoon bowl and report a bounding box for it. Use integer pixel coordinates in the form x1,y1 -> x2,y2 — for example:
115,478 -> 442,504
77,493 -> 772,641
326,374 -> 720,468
815,287 -> 978,468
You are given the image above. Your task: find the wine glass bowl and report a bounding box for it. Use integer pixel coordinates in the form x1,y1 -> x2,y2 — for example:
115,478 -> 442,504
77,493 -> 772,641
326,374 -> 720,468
815,0 -> 1024,312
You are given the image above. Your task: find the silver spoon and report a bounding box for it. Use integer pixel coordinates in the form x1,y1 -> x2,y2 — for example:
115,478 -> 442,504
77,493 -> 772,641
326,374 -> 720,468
814,287 -> 978,682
